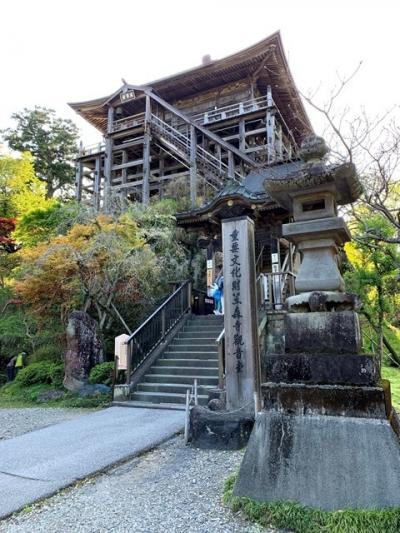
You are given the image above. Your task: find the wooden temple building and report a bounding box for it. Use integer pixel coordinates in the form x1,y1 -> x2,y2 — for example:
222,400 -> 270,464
70,31 -> 311,209
70,32 -> 313,307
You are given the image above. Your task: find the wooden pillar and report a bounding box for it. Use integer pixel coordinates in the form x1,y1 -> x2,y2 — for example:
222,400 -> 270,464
266,86 -> 275,165
104,106 -> 114,212
159,155 -> 165,199
142,95 -> 151,205
276,123 -> 283,161
215,143 -> 222,171
121,150 -> 128,185
239,119 -> 246,152
189,125 -> 197,205
93,156 -> 101,210
222,215 -> 261,412
228,150 -> 235,181
75,161 -> 83,202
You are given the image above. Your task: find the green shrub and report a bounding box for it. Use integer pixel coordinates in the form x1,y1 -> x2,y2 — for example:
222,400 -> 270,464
62,393 -> 110,408
15,361 -> 64,387
30,344 -> 62,363
89,362 -> 114,386
49,364 -> 64,388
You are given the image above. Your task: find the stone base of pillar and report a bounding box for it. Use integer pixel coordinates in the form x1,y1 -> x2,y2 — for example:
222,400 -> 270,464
234,406 -> 400,510
188,406 -> 254,450
284,311 -> 361,354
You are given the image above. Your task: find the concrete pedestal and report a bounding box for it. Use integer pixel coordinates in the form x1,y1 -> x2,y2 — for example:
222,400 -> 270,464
234,411 -> 400,510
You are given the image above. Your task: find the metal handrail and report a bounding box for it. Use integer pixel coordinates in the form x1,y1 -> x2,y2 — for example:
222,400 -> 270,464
125,281 -> 191,381
258,271 -> 296,311
216,328 -> 225,389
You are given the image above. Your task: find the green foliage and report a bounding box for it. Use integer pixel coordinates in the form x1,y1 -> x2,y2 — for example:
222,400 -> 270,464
0,381 -> 110,408
15,361 -> 64,387
382,365 -> 400,412
0,381 -> 55,405
2,107 -> 79,198
0,152 -> 50,218
15,201 -> 93,248
30,344 -> 62,363
89,362 -> 114,386
345,213 -> 400,320
224,475 -> 400,533
60,393 -> 110,408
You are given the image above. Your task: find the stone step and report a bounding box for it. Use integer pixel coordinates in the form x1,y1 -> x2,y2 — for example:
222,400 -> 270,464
187,320 -> 224,327
163,349 -> 218,358
171,339 -> 218,348
188,314 -> 224,320
143,374 -> 219,386
183,322 -> 220,331
137,382 -> 213,394
131,391 -> 208,405
178,331 -> 221,339
157,358 -> 218,368
149,366 -> 218,377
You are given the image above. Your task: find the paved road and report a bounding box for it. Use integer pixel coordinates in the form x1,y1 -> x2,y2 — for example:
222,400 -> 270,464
0,406 -> 184,518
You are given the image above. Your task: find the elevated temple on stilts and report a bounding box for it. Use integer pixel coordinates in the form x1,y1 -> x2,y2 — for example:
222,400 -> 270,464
69,32 -> 311,211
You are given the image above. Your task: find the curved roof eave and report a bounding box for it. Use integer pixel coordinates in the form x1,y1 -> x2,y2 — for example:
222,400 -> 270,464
68,31 -> 312,136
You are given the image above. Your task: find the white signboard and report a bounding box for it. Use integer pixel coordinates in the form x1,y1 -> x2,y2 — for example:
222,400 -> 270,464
114,334 -> 130,370
120,90 -> 136,102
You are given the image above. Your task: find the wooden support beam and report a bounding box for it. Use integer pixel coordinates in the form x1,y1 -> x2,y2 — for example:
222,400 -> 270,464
266,110 -> 275,164
75,161 -> 83,201
228,150 -> 235,180
189,125 -> 197,205
239,119 -> 246,152
112,138 -> 144,151
276,123 -> 283,161
215,143 -> 222,172
104,106 -> 114,212
121,151 -> 128,185
142,95 -> 151,205
112,158 -> 149,172
93,156 -> 101,210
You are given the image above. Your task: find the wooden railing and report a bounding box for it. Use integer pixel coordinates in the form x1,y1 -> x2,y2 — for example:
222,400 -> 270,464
112,112 -> 145,132
151,114 -> 243,185
191,94 -> 270,125
125,281 -> 191,382
79,142 -> 105,157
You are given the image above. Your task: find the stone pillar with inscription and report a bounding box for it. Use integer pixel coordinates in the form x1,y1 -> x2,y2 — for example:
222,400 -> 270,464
222,216 -> 260,412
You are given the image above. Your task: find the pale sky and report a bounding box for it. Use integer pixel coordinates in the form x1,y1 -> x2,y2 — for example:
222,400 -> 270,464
1,0 -> 399,147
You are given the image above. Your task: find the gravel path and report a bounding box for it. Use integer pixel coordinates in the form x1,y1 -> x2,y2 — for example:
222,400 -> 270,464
0,408 -> 90,441
0,436 -> 276,533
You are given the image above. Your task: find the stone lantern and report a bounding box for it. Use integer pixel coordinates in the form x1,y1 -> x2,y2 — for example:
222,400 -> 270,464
267,135 -> 362,308
234,135 -> 400,511
265,135 -> 363,354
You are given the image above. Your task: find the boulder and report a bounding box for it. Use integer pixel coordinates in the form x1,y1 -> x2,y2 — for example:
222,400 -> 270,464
63,310 -> 104,391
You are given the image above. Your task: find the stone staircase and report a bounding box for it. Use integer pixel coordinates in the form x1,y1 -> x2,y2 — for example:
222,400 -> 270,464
128,314 -> 224,409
